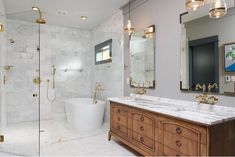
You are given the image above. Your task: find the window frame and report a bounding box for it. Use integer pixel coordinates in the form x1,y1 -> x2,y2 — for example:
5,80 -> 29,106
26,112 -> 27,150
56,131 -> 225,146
95,39 -> 112,65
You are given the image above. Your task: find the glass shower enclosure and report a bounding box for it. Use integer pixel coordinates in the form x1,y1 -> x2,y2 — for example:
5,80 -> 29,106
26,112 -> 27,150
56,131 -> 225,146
0,10 -> 40,156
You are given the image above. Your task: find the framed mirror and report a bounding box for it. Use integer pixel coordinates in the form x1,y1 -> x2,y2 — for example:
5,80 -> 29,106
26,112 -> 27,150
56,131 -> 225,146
180,0 -> 235,96
130,25 -> 155,88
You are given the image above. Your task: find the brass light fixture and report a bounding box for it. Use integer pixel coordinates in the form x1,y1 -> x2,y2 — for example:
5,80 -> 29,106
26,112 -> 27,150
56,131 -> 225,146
209,0 -> 227,19
0,23 -> 4,32
124,0 -> 134,36
186,0 -> 205,11
144,25 -> 155,39
32,6 -> 46,24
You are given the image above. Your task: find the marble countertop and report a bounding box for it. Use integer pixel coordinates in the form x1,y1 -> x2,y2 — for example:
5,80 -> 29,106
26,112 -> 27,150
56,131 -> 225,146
108,94 -> 235,126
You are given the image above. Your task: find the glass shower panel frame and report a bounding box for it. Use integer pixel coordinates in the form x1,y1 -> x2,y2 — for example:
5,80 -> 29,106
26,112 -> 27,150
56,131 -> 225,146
0,12 -> 40,156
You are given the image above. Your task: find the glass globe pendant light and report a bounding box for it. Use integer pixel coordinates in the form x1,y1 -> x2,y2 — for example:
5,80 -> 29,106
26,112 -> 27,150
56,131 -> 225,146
124,0 -> 134,36
186,0 -> 205,11
209,0 -> 227,19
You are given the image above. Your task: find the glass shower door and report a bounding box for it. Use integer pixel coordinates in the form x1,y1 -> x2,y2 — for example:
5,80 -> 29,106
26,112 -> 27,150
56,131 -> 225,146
0,11 -> 40,156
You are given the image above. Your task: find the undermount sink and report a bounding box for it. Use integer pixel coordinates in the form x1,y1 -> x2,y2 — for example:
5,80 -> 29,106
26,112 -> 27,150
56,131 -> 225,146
132,99 -> 183,112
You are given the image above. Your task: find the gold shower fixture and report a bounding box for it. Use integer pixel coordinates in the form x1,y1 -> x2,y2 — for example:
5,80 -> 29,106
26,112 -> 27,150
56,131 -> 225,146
0,23 -> 4,32
32,6 -> 46,24
4,65 -> 13,71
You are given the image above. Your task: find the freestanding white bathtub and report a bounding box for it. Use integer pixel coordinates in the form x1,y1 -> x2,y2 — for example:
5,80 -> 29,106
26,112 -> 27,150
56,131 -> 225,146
65,98 -> 105,132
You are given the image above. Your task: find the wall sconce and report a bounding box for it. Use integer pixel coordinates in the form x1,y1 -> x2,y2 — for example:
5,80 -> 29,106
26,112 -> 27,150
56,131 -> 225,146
144,25 -> 155,39
0,23 -> 4,32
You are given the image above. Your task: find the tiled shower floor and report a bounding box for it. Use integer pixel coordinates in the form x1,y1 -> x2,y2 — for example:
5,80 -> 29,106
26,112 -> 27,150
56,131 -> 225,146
0,119 -> 138,156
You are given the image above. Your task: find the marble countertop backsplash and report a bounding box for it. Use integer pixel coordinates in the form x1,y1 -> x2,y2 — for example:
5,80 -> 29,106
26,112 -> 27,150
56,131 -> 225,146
108,94 -> 235,126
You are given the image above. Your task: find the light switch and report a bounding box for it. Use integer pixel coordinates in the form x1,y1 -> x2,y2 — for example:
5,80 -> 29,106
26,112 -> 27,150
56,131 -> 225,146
231,76 -> 235,82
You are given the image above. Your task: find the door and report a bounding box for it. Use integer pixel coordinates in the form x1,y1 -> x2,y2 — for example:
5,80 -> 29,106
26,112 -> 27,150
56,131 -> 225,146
189,36 -> 219,92
0,12 -> 40,156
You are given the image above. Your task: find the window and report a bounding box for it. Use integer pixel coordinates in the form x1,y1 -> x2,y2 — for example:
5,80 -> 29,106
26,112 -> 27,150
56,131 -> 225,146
95,39 -> 112,65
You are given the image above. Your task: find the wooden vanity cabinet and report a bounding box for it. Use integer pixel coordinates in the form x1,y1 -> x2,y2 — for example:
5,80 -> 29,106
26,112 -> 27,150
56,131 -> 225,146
109,102 -> 235,156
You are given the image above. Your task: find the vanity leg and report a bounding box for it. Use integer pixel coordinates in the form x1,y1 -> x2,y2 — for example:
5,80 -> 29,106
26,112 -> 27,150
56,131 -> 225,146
108,131 -> 112,141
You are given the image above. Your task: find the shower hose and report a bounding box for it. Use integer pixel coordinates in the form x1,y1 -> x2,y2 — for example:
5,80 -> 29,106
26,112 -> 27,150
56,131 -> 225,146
47,79 -> 56,103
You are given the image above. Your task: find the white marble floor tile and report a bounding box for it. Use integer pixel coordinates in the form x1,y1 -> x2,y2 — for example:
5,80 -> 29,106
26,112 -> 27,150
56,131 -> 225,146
0,119 -> 139,157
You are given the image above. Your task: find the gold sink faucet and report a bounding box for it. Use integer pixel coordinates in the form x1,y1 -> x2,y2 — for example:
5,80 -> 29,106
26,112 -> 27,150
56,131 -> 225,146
195,83 -> 206,93
134,83 -> 147,95
208,83 -> 218,92
195,83 -> 218,105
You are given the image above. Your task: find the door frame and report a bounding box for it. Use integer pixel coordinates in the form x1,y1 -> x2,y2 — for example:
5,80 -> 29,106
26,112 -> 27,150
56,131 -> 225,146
188,35 -> 219,91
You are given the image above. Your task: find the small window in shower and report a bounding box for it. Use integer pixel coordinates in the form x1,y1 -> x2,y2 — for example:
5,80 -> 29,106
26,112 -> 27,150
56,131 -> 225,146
95,39 -> 112,65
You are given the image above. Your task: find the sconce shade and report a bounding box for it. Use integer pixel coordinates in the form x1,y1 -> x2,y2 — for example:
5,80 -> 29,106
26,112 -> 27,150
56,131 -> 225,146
209,0 -> 227,18
186,0 -> 205,11
124,0 -> 135,36
124,20 -> 135,36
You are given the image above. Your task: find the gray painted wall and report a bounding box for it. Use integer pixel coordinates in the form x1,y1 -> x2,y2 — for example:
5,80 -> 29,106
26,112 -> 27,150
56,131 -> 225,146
123,0 -> 235,107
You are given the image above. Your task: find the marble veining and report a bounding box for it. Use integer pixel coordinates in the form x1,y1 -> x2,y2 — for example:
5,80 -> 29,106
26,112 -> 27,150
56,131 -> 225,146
108,94 -> 235,125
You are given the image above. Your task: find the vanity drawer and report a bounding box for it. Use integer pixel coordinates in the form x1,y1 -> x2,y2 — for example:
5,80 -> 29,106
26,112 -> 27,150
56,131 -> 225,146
159,116 -> 207,144
132,119 -> 154,139
163,131 -> 199,156
132,132 -> 154,151
163,145 -> 188,157
163,123 -> 200,142
112,122 -> 128,138
112,105 -> 128,117
132,112 -> 154,126
112,114 -> 128,127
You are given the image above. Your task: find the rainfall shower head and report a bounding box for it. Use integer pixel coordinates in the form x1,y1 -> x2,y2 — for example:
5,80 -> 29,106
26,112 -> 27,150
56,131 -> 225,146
32,6 -> 46,24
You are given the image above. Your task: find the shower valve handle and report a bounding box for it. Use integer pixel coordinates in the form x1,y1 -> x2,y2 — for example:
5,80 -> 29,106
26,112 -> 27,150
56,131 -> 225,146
33,93 -> 38,97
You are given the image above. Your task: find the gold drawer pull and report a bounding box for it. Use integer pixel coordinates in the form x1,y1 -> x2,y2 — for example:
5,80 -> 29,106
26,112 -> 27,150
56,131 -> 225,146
140,126 -> 144,131
140,116 -> 144,122
140,137 -> 144,142
175,140 -> 182,147
117,109 -> 121,113
117,125 -> 121,130
117,117 -> 120,121
176,127 -> 182,134
176,154 -> 181,157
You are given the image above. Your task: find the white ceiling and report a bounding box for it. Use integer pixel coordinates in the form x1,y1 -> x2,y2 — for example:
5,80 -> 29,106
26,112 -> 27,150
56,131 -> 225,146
3,0 -> 128,29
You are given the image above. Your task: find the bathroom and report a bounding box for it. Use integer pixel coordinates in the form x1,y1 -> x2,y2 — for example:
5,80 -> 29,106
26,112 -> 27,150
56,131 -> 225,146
0,0 -> 235,156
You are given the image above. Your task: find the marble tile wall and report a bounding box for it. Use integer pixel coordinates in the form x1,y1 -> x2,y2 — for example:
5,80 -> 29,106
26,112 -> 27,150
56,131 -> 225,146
4,11 -> 123,124
4,20 -> 92,123
40,24 -> 92,120
91,11 -> 124,122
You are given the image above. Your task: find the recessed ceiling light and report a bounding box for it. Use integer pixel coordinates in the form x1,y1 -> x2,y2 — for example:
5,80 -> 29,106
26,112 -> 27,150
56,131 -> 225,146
32,6 -> 40,11
81,16 -> 87,20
